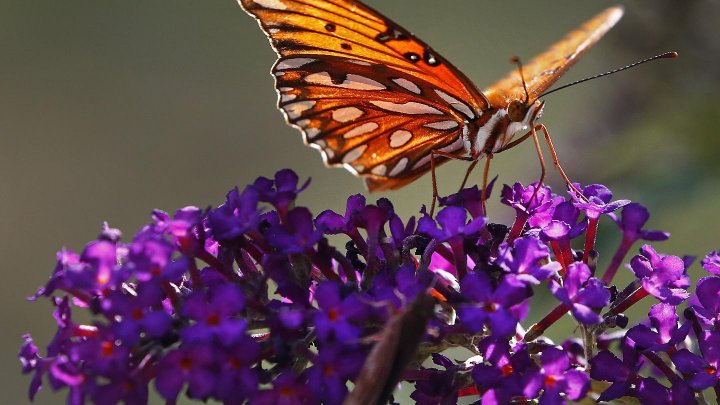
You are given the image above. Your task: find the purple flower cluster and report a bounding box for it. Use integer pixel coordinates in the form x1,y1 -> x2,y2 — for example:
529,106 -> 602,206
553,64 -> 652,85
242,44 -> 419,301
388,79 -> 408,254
19,169 -> 720,404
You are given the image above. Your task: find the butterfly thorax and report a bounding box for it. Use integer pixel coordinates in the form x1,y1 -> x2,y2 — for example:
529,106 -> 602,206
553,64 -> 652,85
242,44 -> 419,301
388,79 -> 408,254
467,100 -> 543,159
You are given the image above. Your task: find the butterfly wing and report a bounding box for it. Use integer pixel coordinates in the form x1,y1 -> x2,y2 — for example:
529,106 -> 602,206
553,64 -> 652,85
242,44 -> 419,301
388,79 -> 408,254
483,6 -> 624,107
238,0 -> 489,191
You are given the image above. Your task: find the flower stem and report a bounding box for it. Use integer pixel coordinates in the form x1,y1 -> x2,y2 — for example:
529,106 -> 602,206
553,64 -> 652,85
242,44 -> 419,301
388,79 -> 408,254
583,217 -> 599,264
507,213 -> 529,243
601,235 -> 635,286
643,351 -> 678,382
550,241 -> 567,278
606,286 -> 648,317
524,303 -> 571,341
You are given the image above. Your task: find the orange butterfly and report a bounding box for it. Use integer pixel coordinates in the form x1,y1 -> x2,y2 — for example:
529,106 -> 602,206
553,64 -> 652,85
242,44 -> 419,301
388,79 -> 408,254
237,0 -> 623,199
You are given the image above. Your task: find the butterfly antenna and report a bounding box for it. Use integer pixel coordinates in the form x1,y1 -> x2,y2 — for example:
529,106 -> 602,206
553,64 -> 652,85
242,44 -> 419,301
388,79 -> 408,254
510,56 -> 530,104
539,51 -> 678,98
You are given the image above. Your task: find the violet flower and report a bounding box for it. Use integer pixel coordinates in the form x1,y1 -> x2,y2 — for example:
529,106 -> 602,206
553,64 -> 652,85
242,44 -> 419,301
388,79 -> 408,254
630,245 -> 691,304
626,303 -> 690,352
18,168 -> 720,404
549,262 -> 610,324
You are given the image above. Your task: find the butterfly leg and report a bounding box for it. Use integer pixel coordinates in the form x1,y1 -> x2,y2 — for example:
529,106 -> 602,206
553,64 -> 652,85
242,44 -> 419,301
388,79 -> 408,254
430,150 -> 474,216
481,153 -> 493,215
536,124 -> 588,202
528,126 -> 547,204
459,160 -> 479,191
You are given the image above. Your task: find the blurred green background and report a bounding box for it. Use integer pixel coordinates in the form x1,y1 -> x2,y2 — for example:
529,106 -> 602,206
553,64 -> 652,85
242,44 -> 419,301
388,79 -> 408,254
1,1 -> 718,403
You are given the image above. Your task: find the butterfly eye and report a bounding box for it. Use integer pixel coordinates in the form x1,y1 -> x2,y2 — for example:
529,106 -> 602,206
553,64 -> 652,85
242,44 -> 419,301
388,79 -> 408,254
507,100 -> 529,122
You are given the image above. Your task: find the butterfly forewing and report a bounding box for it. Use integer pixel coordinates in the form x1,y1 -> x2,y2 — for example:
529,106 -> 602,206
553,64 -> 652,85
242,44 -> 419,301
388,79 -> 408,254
483,6 -> 624,107
239,0 -> 487,189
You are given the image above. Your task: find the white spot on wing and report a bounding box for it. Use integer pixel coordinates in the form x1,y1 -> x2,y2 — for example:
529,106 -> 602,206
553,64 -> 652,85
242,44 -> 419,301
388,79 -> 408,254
342,145 -> 367,163
389,130 -> 412,148
276,58 -> 316,70
304,72 -> 385,90
371,164 -> 387,176
439,138 -> 464,153
280,93 -> 296,102
296,119 -> 310,127
304,127 -> 321,139
410,140 -> 465,171
412,155 -> 431,171
435,90 -> 475,118
424,120 -> 459,130
343,122 -> 378,138
392,78 -> 421,94
253,0 -> 288,10
284,101 -> 316,119
332,107 -> 364,123
370,101 -> 443,115
389,157 -> 409,177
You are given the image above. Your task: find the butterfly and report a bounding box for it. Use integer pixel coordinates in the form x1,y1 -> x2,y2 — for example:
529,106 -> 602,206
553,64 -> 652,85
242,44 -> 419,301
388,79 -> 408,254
237,0 -> 623,196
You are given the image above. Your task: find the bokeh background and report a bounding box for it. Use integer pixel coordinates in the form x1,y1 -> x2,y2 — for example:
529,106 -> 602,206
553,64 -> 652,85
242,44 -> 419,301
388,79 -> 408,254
2,1 -> 718,403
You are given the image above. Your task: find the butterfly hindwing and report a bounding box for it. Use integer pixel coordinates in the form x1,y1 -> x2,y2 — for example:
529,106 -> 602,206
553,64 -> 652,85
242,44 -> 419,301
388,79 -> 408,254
273,55 -> 469,189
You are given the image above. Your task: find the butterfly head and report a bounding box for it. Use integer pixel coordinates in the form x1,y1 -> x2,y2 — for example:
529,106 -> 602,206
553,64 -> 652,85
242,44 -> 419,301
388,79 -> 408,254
508,99 -> 544,128
507,100 -> 530,123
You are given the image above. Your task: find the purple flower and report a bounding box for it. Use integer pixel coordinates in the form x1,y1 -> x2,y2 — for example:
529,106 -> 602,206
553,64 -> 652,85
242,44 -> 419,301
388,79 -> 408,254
471,338 -> 540,403
155,345 -> 218,401
265,207 -> 323,254
181,284 -> 247,346
626,303 -> 690,352
410,354 -> 459,404
496,236 -> 561,285
252,169 -> 310,217
306,346 -> 365,404
438,179 -> 495,218
19,169 -> 717,404
105,282 -> 172,345
570,183 -> 629,219
537,347 -> 590,404
690,276 -> 720,329
90,373 -> 149,405
539,201 -> 587,242
38,240 -> 128,302
457,271 -> 530,336
314,194 -> 366,235
208,186 -> 260,242
630,245 -> 690,304
550,263 -> 610,324
215,337 -> 261,403
589,345 -> 643,402
701,250 -> 720,275
19,334 -> 44,401
610,203 -> 670,242
671,348 -> 718,391
251,372 -> 317,405
314,282 -> 367,342
418,206 -> 485,242
501,182 -> 560,222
